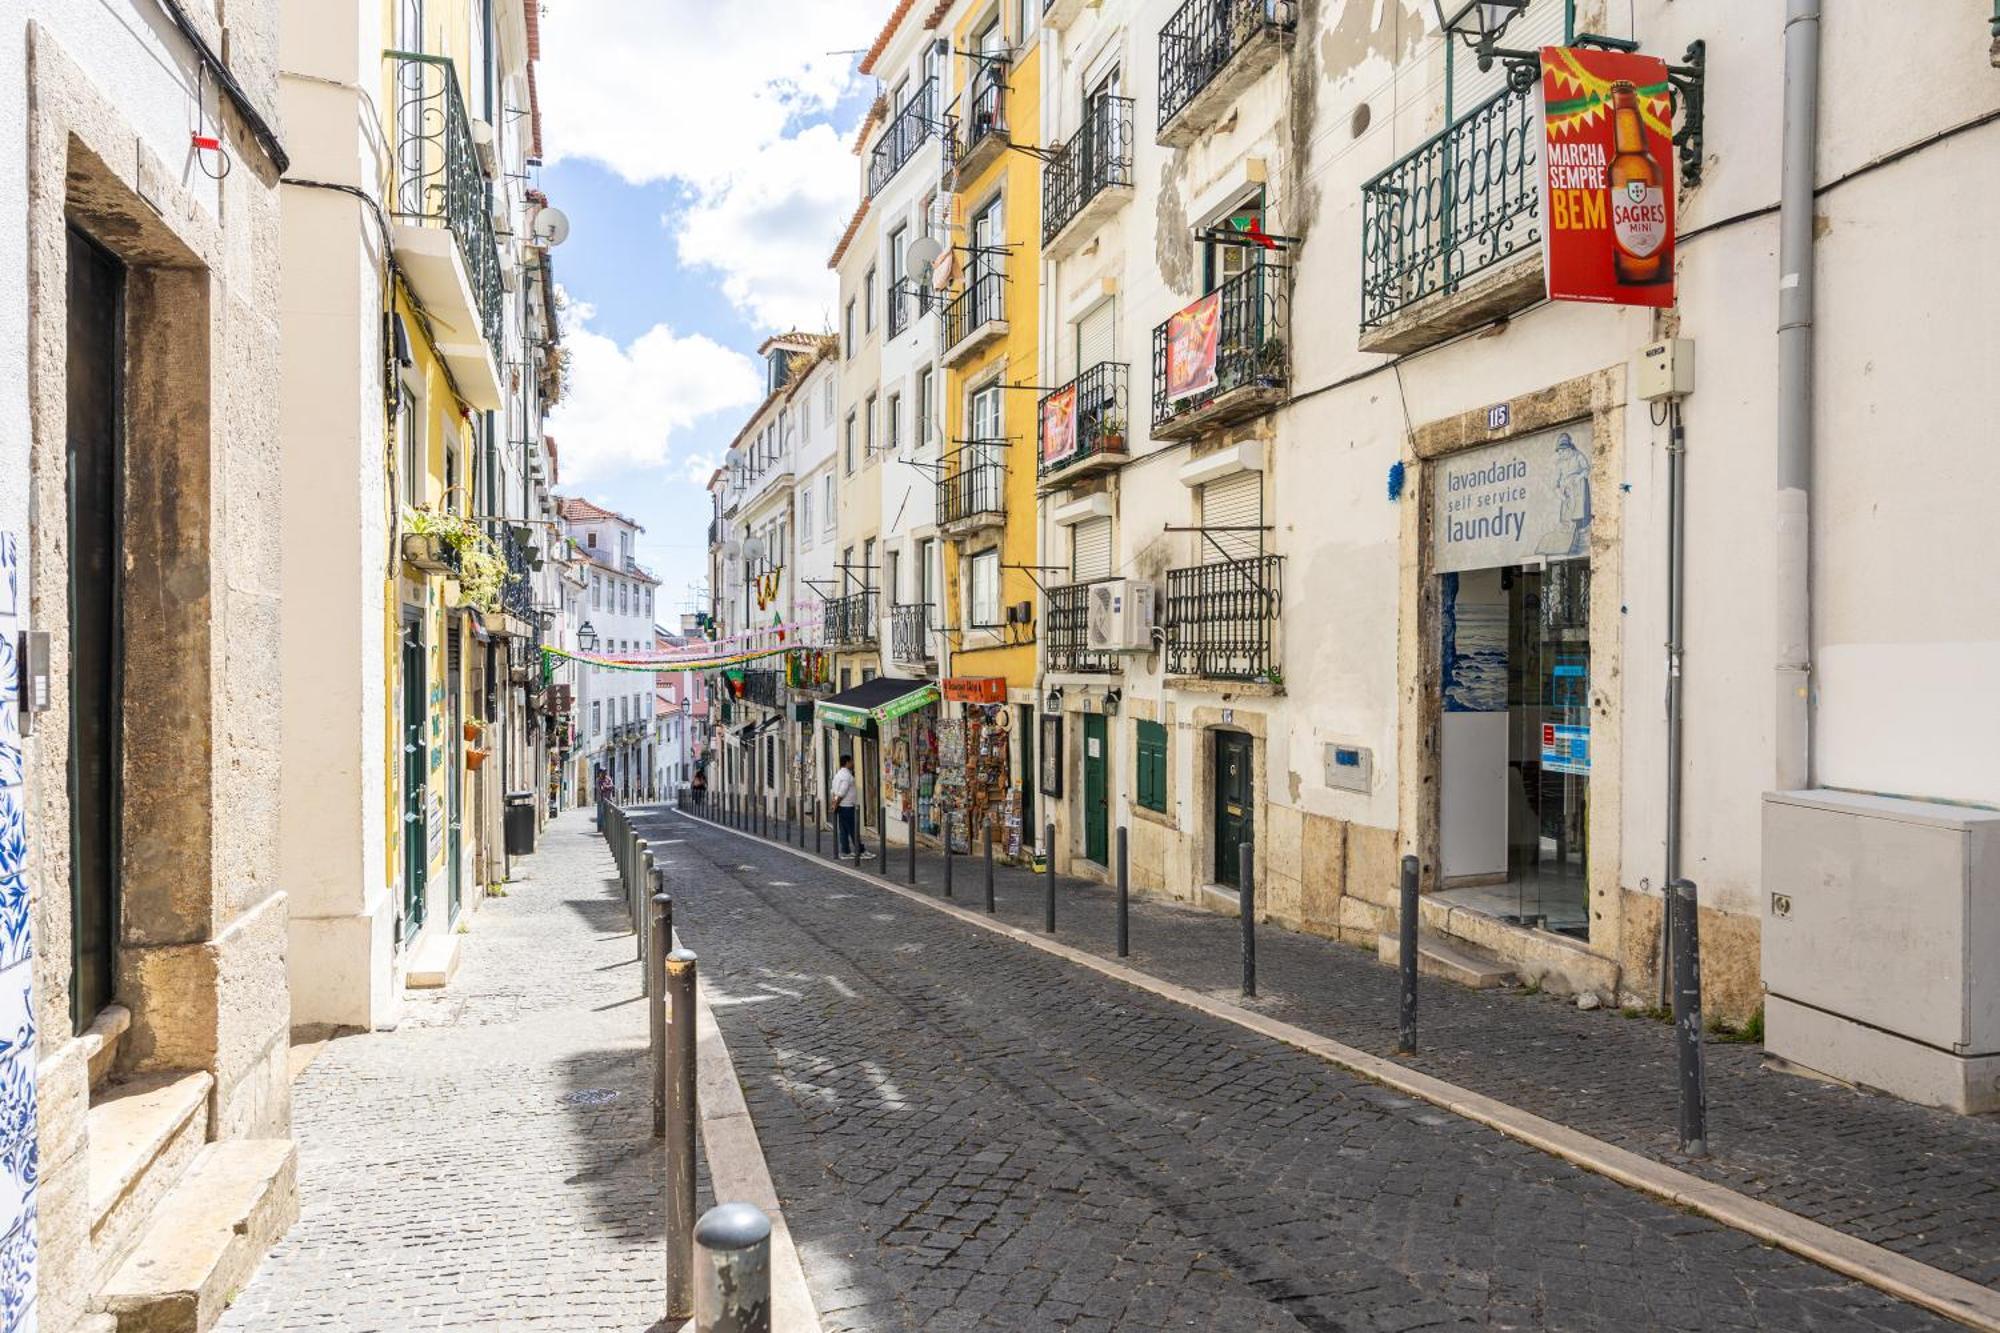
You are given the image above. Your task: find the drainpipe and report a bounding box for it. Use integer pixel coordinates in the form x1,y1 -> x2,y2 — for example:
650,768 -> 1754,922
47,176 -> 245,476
1775,0 -> 1820,793
1660,400 -> 1687,1007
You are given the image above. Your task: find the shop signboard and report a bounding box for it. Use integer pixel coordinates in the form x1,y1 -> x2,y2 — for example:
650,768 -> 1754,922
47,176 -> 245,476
1433,423 -> 1594,574
1538,46 -> 1676,308
942,676 -> 1007,704
1040,384 -> 1078,468
1164,290 -> 1221,401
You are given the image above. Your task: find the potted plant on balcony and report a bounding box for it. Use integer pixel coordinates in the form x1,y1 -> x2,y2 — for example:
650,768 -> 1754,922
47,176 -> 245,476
1254,336 -> 1287,388
466,747 -> 490,771
1097,409 -> 1127,454
404,505 -> 509,612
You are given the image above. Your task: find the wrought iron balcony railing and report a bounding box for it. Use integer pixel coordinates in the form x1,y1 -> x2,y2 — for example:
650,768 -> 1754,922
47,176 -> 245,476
1360,80 -> 1540,334
940,271 -> 1006,360
1157,0 -> 1296,140
1164,554 -> 1283,681
825,589 -> 879,645
888,278 -> 938,341
890,603 -> 934,664
742,668 -> 784,710
868,78 -> 938,197
1043,95 -> 1134,246
386,51 -> 504,355
1150,254 -> 1290,435
1045,581 -> 1117,674
1038,362 -> 1129,481
954,62 -> 1010,175
497,523 -> 535,620
939,445 -> 1007,529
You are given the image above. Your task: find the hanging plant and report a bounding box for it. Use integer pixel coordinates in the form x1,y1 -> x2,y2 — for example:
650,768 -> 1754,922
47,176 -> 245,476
405,505 -> 510,613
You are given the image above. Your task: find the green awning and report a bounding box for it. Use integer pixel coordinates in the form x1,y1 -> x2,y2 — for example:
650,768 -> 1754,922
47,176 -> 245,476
815,677 -> 938,731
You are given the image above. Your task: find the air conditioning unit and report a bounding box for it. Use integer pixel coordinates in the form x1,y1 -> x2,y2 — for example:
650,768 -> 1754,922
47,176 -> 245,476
1085,579 -> 1155,653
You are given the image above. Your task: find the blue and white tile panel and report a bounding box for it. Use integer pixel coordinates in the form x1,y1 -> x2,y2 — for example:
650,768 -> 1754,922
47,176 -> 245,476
0,530 -> 38,1331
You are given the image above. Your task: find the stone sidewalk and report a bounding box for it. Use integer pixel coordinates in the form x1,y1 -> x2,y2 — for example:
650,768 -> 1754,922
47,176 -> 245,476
218,812 -> 702,1331
670,802 -> 2000,1293
638,807 -> 1952,1332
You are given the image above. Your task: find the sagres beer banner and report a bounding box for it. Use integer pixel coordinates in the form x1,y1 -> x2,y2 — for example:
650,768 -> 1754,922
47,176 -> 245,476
1538,46 -> 1675,307
1164,290 -> 1221,401
1041,383 -> 1079,467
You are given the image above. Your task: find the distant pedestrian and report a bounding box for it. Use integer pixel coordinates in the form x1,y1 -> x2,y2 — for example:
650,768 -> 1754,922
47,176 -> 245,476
831,755 -> 867,857
690,767 -> 708,810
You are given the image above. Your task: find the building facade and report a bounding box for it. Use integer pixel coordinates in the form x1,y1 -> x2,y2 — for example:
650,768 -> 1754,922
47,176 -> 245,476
565,500 -> 661,802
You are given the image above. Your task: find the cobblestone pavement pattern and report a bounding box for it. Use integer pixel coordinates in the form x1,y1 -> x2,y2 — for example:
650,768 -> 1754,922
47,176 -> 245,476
673,798 -> 2000,1289
220,812 -> 704,1331
639,806 -> 1957,1333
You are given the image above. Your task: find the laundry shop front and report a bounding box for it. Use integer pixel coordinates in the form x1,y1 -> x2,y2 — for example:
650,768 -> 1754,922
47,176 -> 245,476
1400,371 -> 1630,998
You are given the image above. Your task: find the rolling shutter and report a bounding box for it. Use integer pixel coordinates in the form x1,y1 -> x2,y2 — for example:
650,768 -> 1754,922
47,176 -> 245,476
1198,471 -> 1262,563
1071,516 -> 1113,582
1449,0 -> 1569,120
1076,300 -> 1116,378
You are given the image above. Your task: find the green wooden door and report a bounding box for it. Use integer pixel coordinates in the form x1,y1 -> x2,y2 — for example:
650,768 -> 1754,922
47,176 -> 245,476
401,626 -> 428,939
1214,730 -> 1252,885
1082,714 -> 1109,865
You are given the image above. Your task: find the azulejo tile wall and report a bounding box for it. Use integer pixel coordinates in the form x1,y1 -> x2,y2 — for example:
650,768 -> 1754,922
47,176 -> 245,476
0,531 -> 37,1331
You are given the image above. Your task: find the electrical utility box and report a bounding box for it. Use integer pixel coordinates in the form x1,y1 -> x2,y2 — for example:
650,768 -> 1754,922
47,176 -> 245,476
1635,337 -> 1695,401
1761,789 -> 2000,1113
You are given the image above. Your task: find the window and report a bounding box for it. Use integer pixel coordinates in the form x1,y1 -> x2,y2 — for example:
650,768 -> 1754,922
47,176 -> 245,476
823,379 -> 835,425
886,392 -> 902,456
864,393 -> 878,458
888,226 -> 907,325
593,701 -> 602,735
842,545 -> 855,592
799,399 -> 811,445
398,385 -> 422,507
587,530 -> 597,547
916,369 -> 934,450
800,488 -> 814,545
592,574 -> 603,609
970,549 -> 1001,627
862,537 -> 877,590
823,475 -> 836,534
1136,720 -> 1168,813
844,300 -> 856,356
1016,0 -> 1034,42
844,412 -> 857,473
645,588 -> 654,617
887,548 -> 903,604
1072,515 -> 1113,582
918,537 -> 937,609
1204,190 -> 1265,294
864,266 -> 877,332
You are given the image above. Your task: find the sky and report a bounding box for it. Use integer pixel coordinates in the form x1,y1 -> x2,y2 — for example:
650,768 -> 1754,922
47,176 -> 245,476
538,0 -> 887,622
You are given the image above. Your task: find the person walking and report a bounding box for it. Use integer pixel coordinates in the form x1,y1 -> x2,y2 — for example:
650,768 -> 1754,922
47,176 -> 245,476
830,754 -> 867,857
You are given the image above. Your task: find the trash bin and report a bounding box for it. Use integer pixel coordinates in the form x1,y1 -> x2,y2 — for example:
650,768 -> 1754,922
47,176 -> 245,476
504,791 -> 537,856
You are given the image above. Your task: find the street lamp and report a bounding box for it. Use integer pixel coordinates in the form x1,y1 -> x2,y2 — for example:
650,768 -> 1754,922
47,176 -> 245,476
1430,0 -> 1529,71
577,620 -> 599,652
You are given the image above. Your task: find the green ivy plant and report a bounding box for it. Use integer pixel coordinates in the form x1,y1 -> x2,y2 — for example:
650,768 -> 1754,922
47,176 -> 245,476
405,505 -> 509,613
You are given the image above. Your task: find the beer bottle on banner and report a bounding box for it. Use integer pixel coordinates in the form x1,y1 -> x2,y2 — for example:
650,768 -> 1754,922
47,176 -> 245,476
1608,80 -> 1670,285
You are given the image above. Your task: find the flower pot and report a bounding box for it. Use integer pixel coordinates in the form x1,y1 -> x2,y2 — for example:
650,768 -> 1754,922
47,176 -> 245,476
463,720 -> 483,744
466,748 -> 490,771
401,531 -> 451,573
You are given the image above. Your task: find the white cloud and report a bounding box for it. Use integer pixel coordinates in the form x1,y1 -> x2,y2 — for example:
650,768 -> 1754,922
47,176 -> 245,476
541,0 -> 881,327
547,304 -> 761,487
681,452 -> 720,486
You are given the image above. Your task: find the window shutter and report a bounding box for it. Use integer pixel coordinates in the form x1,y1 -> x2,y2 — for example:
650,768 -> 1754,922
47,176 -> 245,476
1076,300 -> 1116,378
1198,471 -> 1262,563
1071,516 -> 1113,582
1137,719 -> 1167,812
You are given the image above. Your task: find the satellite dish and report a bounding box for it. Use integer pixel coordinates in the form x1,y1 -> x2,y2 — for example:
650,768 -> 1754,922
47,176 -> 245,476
530,205 -> 571,247
906,235 -> 943,271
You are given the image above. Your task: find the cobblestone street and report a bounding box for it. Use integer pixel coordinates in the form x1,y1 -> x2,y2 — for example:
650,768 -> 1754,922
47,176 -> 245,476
637,807 -> 1962,1333
219,813 -> 702,1331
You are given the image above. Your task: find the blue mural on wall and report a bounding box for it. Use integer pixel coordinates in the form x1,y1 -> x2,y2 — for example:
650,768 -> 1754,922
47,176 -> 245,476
0,529 -> 38,1330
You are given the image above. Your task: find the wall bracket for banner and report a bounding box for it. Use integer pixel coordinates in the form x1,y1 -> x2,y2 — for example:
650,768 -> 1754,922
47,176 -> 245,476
1665,40 -> 1708,188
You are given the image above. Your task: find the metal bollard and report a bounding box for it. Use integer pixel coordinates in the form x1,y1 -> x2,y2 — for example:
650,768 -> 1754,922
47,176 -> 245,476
1398,855 -> 1419,1054
1669,878 -> 1709,1155
877,801 -> 888,877
1239,840 -> 1256,998
1044,822 -> 1057,933
650,886 -> 672,1138
597,794 -> 605,832
814,798 -> 822,857
906,816 -> 917,885
664,948 -> 699,1322
635,843 -> 651,958
943,821 -> 954,899
694,1202 -> 772,1333
983,825 -> 996,914
1115,826 -> 1130,958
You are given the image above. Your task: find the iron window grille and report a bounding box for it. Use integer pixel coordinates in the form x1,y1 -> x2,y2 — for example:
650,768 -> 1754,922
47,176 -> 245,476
939,444 -> 1007,526
1044,580 -> 1118,674
1360,79 -> 1540,330
1157,0 -> 1297,135
1043,95 -> 1135,244
1038,362 -> 1129,480
891,603 -> 934,663
868,78 -> 939,196
1150,253 -> 1290,431
386,51 -> 504,356
743,669 -> 784,709
1164,554 -> 1283,680
498,524 -> 535,620
826,589 -> 878,645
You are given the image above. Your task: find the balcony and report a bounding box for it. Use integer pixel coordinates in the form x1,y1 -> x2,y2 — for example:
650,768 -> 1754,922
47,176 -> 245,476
1043,95 -> 1135,258
890,603 -> 935,665
1157,0 -> 1296,147
1359,81 -> 1544,354
1045,581 -> 1117,675
825,589 -> 879,646
887,278 -> 938,341
868,78 -> 938,197
385,51 -> 505,409
742,668 -> 784,710
1165,554 -> 1283,682
951,63 -> 1011,184
497,523 -> 536,622
1150,255 -> 1289,441
938,445 -> 1007,535
1038,362 -> 1129,484
939,271 -> 1007,367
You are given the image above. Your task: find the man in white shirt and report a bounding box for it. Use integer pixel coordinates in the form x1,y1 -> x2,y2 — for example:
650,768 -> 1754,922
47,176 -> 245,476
830,754 -> 866,857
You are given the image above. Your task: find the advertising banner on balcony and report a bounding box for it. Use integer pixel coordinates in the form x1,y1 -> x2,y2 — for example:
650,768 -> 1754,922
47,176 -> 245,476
1041,384 -> 1079,468
1537,47 -> 1675,308
1164,290 -> 1221,401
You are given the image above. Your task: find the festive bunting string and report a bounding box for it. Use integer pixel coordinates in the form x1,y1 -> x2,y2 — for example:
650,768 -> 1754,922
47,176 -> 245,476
540,643 -> 799,674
